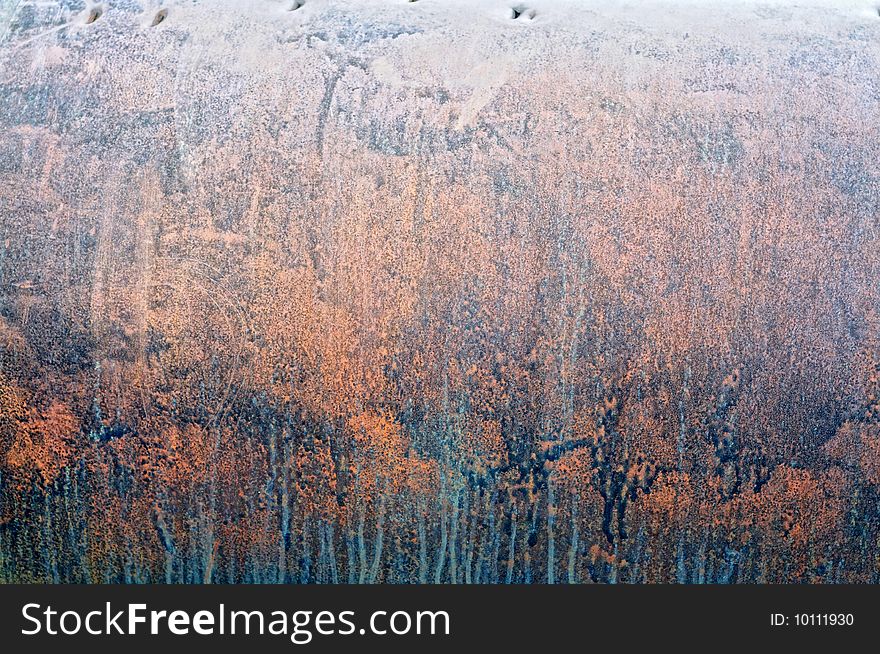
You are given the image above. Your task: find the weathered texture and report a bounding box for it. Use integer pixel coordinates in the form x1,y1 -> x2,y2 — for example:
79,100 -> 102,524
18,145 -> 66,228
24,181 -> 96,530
1,0 -> 879,583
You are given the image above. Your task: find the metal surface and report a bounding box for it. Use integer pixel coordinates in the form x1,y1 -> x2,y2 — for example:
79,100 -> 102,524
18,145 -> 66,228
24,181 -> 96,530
1,0 -> 879,583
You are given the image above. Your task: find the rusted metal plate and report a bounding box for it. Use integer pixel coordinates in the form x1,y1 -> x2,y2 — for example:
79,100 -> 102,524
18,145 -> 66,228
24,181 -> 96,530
1,0 -> 879,583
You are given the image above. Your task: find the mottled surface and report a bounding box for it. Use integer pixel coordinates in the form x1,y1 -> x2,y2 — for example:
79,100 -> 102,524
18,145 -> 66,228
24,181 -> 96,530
1,0 -> 879,583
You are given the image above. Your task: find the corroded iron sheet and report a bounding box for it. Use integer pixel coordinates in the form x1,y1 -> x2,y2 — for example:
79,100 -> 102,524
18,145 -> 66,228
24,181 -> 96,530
1,0 -> 879,583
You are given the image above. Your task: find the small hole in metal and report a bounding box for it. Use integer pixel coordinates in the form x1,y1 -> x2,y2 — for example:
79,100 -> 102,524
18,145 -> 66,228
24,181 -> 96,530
511,5 -> 535,20
85,6 -> 103,24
